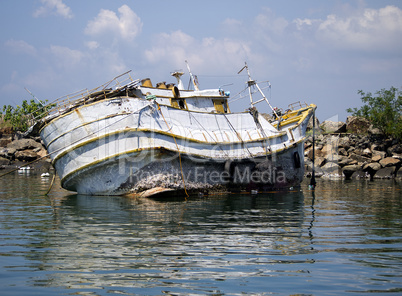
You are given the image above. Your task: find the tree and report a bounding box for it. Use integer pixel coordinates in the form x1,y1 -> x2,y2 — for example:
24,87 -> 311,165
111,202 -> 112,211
347,87 -> 402,140
0,99 -> 51,131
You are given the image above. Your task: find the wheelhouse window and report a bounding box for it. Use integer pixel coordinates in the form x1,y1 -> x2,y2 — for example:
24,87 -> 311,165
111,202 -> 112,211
213,99 -> 229,113
170,98 -> 187,110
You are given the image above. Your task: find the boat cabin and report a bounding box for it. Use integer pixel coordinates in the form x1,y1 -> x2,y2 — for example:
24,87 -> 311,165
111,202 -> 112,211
134,72 -> 230,114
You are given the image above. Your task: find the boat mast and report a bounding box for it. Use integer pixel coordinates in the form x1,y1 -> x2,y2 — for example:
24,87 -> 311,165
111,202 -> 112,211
185,60 -> 200,91
238,62 -> 255,105
238,62 -> 278,118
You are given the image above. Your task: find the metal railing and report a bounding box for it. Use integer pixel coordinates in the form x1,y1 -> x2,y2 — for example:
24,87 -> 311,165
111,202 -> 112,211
32,71 -> 138,121
288,101 -> 308,111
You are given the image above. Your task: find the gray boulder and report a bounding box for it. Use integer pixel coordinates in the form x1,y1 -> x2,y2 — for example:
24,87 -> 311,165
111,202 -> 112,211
349,153 -> 371,163
363,162 -> 382,172
0,147 -> 16,160
15,150 -> 39,162
0,136 -> 13,147
363,162 -> 382,180
7,139 -> 43,151
372,150 -> 386,159
368,125 -> 382,135
0,157 -> 10,166
342,165 -> 360,180
338,136 -> 351,150
361,148 -> 372,158
338,147 -> 348,156
338,157 -> 356,167
375,167 -> 397,179
346,116 -> 371,134
321,162 -> 341,173
379,157 -> 401,168
320,120 -> 346,133
316,157 -> 326,167
371,154 -> 383,162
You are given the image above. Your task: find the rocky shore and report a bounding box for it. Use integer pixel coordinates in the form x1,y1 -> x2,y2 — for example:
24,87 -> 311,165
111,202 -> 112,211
0,127 -> 52,172
304,116 -> 401,180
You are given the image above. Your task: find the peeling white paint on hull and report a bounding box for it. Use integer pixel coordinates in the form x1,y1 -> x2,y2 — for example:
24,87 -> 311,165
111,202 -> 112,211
59,144 -> 306,196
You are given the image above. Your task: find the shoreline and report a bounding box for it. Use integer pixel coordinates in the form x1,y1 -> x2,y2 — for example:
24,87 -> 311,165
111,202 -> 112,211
304,116 -> 401,181
1,116 -> 401,181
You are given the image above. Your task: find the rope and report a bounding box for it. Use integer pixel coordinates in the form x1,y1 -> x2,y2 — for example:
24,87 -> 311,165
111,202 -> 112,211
0,154 -> 51,178
188,112 -> 229,158
222,113 -> 254,158
45,174 -> 56,195
156,103 -> 189,198
249,107 -> 271,158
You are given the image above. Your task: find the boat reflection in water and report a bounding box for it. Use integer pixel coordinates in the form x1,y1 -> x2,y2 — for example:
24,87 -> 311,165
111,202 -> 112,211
3,173 -> 400,295
37,190 -> 307,293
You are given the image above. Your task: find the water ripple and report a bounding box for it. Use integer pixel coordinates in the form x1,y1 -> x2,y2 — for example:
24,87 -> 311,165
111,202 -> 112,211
0,175 -> 401,295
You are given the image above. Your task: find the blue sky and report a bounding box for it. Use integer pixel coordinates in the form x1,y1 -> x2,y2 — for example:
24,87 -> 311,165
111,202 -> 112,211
1,0 -> 402,122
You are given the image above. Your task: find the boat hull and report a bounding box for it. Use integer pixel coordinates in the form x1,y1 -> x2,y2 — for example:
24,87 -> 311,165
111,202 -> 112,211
59,144 -> 305,195
40,97 -> 314,195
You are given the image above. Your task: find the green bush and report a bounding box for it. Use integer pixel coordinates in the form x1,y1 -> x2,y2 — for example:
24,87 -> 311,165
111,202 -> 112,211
347,87 -> 402,140
0,99 -> 50,131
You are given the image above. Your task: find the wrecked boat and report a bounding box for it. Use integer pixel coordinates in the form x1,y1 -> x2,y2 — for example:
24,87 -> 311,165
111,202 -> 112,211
29,62 -> 316,196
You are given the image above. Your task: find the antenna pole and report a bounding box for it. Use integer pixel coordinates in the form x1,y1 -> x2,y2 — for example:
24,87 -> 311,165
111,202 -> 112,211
309,109 -> 317,189
238,62 -> 254,104
24,87 -> 43,106
238,62 -> 278,117
185,60 -> 199,91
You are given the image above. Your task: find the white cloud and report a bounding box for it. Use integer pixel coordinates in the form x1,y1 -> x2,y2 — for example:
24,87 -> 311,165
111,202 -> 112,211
85,5 -> 142,41
247,8 -> 291,54
50,45 -> 84,69
222,18 -> 243,27
5,39 -> 37,56
143,4 -> 402,84
254,7 -> 289,35
317,5 -> 402,51
85,41 -> 100,50
144,30 -> 251,73
293,18 -> 319,30
33,0 -> 73,19
144,31 -> 196,65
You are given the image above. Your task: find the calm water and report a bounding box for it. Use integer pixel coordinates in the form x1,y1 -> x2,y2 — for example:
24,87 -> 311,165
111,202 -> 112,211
0,171 -> 401,296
